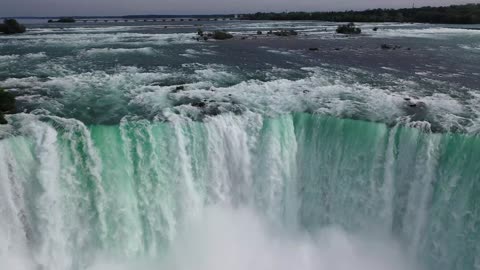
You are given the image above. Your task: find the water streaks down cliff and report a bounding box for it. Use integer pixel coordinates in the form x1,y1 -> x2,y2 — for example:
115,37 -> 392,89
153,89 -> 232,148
1,112 -> 479,270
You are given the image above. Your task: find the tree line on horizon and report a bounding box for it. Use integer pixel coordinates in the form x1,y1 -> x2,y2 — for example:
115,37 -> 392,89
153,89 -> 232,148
244,4 -> 480,24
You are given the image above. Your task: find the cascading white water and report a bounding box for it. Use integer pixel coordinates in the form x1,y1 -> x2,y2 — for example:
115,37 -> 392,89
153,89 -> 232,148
1,112 -> 479,270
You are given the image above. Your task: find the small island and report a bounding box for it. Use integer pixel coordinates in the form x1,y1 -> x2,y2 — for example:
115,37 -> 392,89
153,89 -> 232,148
196,30 -> 234,40
336,23 -> 361,34
0,19 -> 26,34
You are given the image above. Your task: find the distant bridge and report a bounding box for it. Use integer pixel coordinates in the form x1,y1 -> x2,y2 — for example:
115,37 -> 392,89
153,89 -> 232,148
79,18 -> 234,23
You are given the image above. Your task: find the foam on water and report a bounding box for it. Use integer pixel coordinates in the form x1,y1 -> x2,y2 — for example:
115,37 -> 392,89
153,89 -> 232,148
82,47 -> 157,56
1,62 -> 478,132
370,27 -> 480,39
0,53 -> 47,68
180,48 -> 217,58
0,32 -> 197,48
24,52 -> 47,59
467,91 -> 480,133
460,44 -> 480,51
266,49 -> 296,55
0,54 -> 20,61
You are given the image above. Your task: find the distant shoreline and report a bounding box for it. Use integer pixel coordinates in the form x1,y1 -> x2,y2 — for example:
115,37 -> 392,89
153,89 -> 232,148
246,4 -> 480,24
4,3 -> 480,24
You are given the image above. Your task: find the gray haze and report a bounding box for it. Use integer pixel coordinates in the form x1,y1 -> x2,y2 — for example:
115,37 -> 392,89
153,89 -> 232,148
1,0 -> 478,17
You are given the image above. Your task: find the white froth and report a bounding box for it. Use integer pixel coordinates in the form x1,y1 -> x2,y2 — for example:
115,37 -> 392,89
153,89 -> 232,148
82,47 -> 156,56
460,44 -> 480,51
0,54 -> 19,61
0,32 -> 197,48
0,53 -> 47,64
2,61 -> 477,133
24,52 -> 47,59
267,49 -> 295,55
371,27 -> 480,39
180,48 -> 217,58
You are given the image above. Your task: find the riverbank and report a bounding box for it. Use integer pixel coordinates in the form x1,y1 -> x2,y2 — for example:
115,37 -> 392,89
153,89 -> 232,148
245,4 -> 480,24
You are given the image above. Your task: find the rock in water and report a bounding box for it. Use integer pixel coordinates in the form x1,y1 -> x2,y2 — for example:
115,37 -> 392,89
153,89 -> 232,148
273,29 -> 298,36
0,19 -> 26,34
0,113 -> 6,124
381,44 -> 402,50
381,44 -> 393,50
336,23 -> 361,34
212,31 -> 233,40
0,89 -> 15,113
0,89 -> 16,125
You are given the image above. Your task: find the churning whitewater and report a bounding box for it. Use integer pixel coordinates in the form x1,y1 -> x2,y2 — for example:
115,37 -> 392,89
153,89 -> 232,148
1,19 -> 480,270
2,113 -> 479,270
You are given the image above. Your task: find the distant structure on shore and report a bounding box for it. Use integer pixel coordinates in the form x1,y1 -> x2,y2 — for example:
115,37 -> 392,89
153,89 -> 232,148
45,15 -> 236,24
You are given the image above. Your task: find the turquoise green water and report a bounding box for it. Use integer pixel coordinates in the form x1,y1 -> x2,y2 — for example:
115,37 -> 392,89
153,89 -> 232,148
2,19 -> 480,270
1,113 -> 479,270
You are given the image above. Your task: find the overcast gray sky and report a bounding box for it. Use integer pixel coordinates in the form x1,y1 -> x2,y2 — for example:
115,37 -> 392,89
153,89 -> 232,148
1,0 -> 478,17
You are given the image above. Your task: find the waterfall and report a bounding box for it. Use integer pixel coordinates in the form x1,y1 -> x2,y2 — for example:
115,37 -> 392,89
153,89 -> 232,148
1,112 -> 479,270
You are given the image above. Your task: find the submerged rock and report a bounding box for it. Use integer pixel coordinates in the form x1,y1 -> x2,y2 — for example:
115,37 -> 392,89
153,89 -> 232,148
408,101 -> 426,108
0,89 -> 15,113
0,19 -> 26,34
404,98 -> 427,118
172,85 -> 185,93
191,101 -> 206,108
381,44 -> 402,50
0,112 -> 6,124
273,29 -> 298,37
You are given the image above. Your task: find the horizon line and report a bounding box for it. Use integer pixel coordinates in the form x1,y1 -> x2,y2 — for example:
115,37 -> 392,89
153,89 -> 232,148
2,2 -> 478,19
